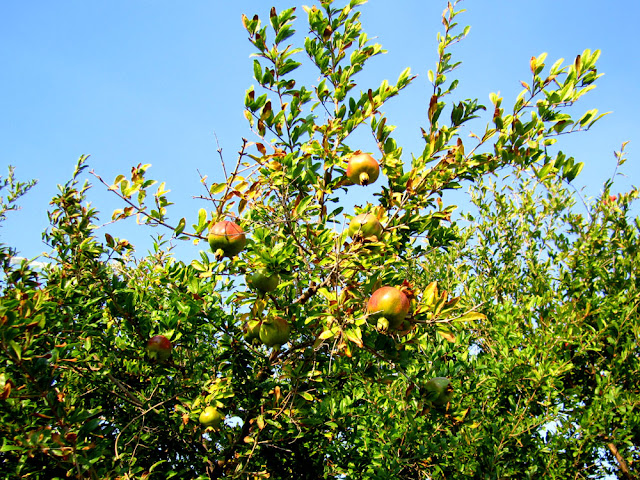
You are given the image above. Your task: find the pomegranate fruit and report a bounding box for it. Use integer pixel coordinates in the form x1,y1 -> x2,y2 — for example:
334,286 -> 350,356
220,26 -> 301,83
244,319 -> 262,344
348,213 -> 383,240
346,152 -> 379,186
367,286 -> 410,329
208,220 -> 246,259
246,270 -> 280,293
146,335 -> 172,362
199,406 -> 224,428
424,377 -> 453,406
259,316 -> 291,347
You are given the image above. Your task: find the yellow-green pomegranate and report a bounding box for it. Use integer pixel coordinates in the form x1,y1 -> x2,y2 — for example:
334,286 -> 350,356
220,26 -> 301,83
199,406 -> 224,428
246,270 -> 280,293
348,213 -> 383,240
259,317 -> 291,347
346,152 -> 379,186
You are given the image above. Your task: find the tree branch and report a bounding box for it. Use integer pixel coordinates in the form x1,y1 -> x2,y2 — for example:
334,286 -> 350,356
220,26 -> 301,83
607,441 -> 634,480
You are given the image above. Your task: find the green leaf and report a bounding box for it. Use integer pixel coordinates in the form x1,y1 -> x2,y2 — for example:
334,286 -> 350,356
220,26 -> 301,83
422,281 -> 438,306
344,327 -> 363,347
436,327 -> 456,343
318,329 -> 335,340
456,311 -> 486,322
105,233 -> 115,248
210,183 -> 226,195
9,340 -> 21,361
253,60 -> 263,83
564,162 -> 583,182
275,26 -> 296,45
175,217 -> 186,236
194,208 -> 208,234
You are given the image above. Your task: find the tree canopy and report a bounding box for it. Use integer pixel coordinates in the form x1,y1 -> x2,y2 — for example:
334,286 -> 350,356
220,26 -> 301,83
1,1 -> 638,479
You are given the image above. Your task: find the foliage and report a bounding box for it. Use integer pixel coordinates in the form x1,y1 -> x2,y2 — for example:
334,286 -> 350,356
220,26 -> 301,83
1,1 -> 637,479
417,147 -> 639,478
0,166 -> 37,226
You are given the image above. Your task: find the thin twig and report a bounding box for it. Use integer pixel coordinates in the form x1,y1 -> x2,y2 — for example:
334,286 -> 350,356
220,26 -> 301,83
89,169 -> 204,240
114,397 -> 177,460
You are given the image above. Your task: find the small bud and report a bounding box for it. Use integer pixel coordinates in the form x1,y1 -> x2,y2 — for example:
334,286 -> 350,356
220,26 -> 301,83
377,317 -> 389,331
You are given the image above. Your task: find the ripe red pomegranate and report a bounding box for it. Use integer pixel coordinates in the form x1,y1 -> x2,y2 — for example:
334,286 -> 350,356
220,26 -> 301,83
348,213 -> 383,240
346,152 -> 379,186
208,220 -> 246,259
146,335 -> 172,362
367,286 -> 410,329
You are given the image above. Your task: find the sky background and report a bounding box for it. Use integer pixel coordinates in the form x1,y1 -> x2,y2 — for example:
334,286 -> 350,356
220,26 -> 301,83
1,0 -> 639,263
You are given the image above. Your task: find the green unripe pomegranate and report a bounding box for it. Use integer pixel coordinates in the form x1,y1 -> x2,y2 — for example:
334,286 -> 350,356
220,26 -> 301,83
199,406 -> 224,428
348,213 -> 383,240
246,270 -> 280,293
244,319 -> 262,344
259,317 -> 291,347
208,221 -> 246,259
424,377 -> 453,406
346,152 -> 379,186
367,286 -> 410,329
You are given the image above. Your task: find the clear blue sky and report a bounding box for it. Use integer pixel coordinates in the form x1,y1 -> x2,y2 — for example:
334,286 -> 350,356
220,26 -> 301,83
1,0 -> 639,262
